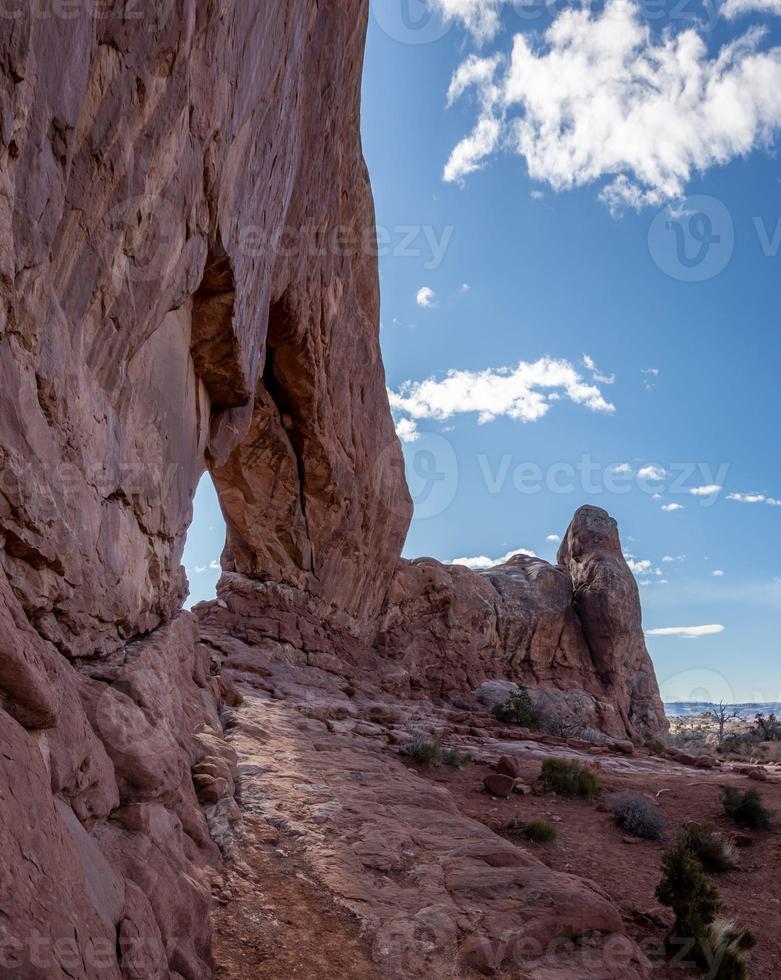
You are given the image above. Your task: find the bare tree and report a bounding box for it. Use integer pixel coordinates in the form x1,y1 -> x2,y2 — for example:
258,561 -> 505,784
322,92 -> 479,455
715,700 -> 739,744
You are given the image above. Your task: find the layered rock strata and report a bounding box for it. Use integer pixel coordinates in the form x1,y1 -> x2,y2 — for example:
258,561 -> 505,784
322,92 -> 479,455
0,0 -> 407,976
0,1 -> 663,977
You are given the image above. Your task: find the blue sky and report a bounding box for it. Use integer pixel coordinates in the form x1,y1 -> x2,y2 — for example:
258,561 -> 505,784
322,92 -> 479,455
185,0 -> 781,703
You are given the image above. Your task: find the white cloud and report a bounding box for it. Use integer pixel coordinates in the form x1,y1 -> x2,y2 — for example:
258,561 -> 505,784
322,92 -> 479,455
546,533 -> 561,543
582,354 -> 615,385
416,286 -> 437,308
728,491 -> 781,506
723,0 -> 781,18
689,484 -> 722,496
642,368 -> 660,376
388,356 -> 615,430
663,554 -> 686,562
432,0 -> 508,42
450,547 -> 536,569
627,558 -> 654,575
662,503 -> 685,512
611,463 -> 634,475
713,569 -> 725,576
461,283 -> 472,292
646,624 -> 725,638
395,417 -> 420,443
209,560 -> 220,570
638,465 -> 666,480
443,0 -> 781,209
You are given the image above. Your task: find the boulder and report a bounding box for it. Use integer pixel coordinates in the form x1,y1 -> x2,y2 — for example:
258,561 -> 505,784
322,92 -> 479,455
484,774 -> 516,798
496,755 -> 522,778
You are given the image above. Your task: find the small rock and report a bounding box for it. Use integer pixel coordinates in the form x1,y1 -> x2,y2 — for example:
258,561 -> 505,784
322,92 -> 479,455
495,755 -> 521,779
483,774 -> 515,798
513,782 -> 532,796
614,740 -> 635,756
731,833 -> 754,849
748,767 -> 769,782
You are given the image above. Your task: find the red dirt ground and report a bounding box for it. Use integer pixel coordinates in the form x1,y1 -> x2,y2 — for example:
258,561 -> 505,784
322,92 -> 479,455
428,756 -> 781,979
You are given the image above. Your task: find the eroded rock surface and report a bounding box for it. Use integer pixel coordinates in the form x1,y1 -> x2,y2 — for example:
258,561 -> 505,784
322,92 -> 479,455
0,0 -> 407,976
375,506 -> 666,739
198,622 -> 653,980
1,1 -> 665,978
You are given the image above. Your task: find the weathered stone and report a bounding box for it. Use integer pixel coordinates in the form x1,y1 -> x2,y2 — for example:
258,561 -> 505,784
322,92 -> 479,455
374,507 -> 666,740
496,755 -> 522,778
484,773 -> 516,798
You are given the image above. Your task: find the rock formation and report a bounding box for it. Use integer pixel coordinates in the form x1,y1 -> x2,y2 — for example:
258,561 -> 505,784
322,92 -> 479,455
0,1 -> 663,977
374,505 -> 666,738
1,0 -> 407,975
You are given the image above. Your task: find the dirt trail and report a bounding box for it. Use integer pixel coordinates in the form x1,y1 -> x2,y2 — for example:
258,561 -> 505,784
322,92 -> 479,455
212,811 -> 382,979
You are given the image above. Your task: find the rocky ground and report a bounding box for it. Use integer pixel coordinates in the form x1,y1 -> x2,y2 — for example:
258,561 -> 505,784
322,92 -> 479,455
205,628 -> 781,980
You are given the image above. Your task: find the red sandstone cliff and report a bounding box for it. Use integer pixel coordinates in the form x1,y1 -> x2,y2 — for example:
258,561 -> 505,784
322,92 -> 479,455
0,2 -> 662,977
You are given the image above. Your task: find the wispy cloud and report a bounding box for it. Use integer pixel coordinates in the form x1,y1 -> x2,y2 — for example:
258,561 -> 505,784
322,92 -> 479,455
443,0 -> 781,209
689,485 -> 722,497
432,0 -> 508,43
389,356 -> 615,430
723,0 -> 781,18
728,491 -> 781,506
646,624 -> 726,638
583,354 -> 615,385
662,503 -> 685,512
450,547 -> 536,569
638,465 -> 666,481
546,533 -> 561,543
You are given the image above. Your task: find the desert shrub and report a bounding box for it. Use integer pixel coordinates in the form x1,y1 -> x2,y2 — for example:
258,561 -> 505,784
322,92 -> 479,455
522,818 -> 557,843
578,726 -> 609,745
679,824 -> 737,873
752,712 -> 781,741
644,734 -> 671,755
402,735 -> 442,766
705,919 -> 756,980
503,816 -> 557,843
440,746 -> 472,768
540,757 -> 602,799
402,737 -> 471,769
610,793 -> 665,841
721,787 -> 772,830
492,688 -> 539,728
656,841 -> 719,947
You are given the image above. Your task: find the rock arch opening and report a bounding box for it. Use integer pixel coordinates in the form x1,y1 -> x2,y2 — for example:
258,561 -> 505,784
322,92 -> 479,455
183,472 -> 227,609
